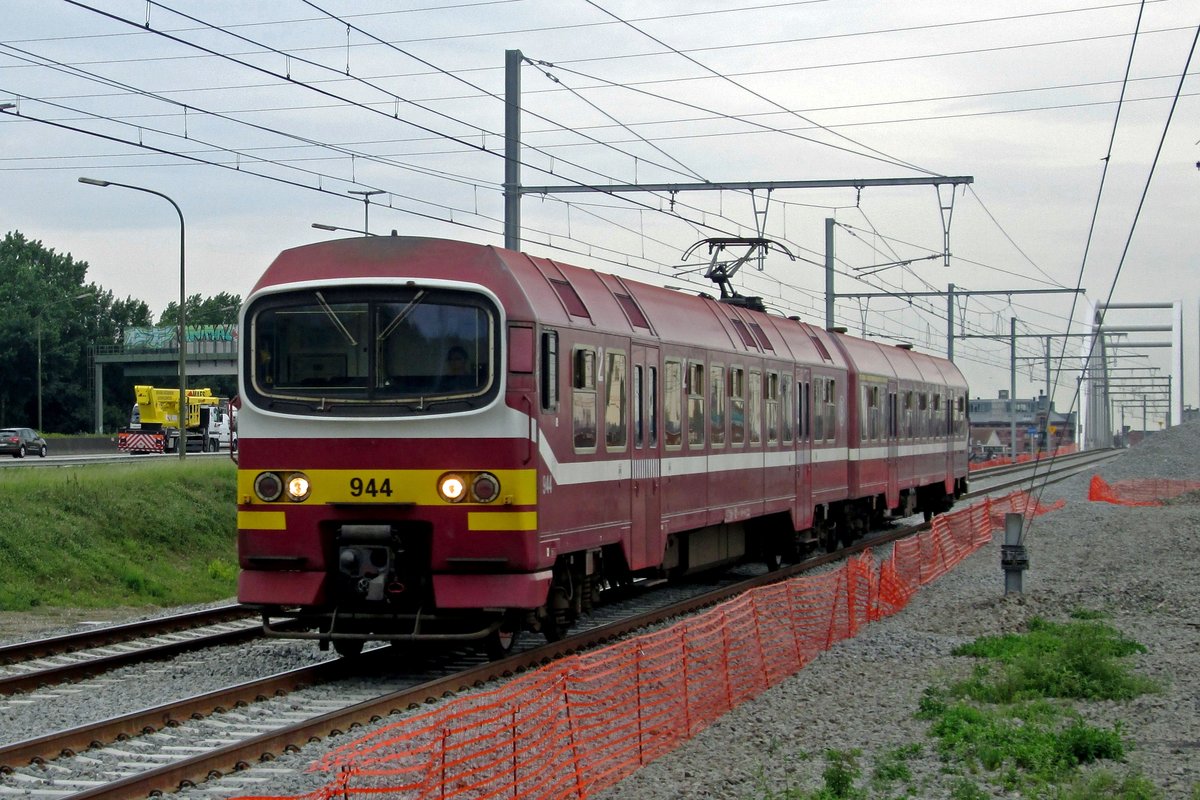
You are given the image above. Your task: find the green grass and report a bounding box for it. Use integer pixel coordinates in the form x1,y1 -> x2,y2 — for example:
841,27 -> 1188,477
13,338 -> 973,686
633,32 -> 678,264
0,459 -> 237,610
918,616 -> 1161,797
752,616 -> 1173,800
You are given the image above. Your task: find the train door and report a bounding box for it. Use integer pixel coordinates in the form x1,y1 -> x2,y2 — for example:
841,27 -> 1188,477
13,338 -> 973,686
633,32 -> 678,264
796,368 -> 812,527
631,343 -> 663,570
887,380 -> 899,507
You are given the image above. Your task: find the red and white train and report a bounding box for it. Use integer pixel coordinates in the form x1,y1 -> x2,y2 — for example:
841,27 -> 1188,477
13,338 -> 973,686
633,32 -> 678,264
236,236 -> 969,656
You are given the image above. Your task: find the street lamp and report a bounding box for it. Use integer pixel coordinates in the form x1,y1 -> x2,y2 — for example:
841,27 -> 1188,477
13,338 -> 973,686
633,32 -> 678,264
35,291 -> 92,432
312,222 -> 376,237
79,176 -> 188,460
347,189 -> 384,236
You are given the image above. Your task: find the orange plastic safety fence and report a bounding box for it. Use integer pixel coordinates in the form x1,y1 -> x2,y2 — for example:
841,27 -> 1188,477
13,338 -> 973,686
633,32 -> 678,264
1087,474 -> 1200,507
233,491 -> 1064,800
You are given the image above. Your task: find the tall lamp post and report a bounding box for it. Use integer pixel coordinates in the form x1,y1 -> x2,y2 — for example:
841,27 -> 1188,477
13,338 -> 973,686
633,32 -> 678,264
78,177 -> 187,460
35,291 -> 92,432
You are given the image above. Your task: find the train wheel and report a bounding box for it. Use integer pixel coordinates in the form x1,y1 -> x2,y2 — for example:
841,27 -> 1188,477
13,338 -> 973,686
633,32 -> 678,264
332,639 -> 364,658
484,613 -> 523,660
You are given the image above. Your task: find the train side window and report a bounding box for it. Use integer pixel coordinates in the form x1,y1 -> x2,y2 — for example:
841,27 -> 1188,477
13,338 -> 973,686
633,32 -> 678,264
782,376 -> 794,444
766,371 -> 780,445
540,331 -> 559,412
572,347 -> 597,451
664,360 -> 683,448
729,366 -> 745,446
687,361 -> 705,447
709,363 -> 726,447
863,384 -> 880,441
825,379 -> 837,442
749,369 -> 762,445
812,380 -> 823,442
605,350 -> 627,451
648,365 -> 658,448
634,364 -> 644,448
888,391 -> 898,439
791,380 -> 804,444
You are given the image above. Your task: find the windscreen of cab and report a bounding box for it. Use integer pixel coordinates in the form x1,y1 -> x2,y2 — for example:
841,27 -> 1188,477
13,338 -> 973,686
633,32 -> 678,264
245,286 -> 499,416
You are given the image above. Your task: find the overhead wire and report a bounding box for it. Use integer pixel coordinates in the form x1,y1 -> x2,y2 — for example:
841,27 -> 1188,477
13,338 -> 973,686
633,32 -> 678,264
4,0 -> 1176,383
59,0 -> 778,250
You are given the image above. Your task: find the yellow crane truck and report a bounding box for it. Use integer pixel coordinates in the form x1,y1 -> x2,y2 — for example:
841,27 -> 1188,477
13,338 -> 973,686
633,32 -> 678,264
118,386 -> 232,454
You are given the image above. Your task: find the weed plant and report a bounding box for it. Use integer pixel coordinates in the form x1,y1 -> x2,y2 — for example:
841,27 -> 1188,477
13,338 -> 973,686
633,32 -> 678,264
753,615 -> 1168,799
0,460 -> 237,610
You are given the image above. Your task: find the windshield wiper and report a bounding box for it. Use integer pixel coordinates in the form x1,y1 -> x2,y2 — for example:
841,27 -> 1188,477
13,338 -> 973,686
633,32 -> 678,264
376,290 -> 427,342
314,291 -> 358,346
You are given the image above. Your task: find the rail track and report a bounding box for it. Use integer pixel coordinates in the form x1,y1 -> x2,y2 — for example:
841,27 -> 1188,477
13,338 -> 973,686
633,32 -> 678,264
0,450 -> 1121,800
0,606 -> 259,695
966,447 -> 1120,497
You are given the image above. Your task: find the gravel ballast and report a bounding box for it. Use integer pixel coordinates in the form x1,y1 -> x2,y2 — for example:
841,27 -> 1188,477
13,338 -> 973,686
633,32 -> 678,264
594,424 -> 1200,799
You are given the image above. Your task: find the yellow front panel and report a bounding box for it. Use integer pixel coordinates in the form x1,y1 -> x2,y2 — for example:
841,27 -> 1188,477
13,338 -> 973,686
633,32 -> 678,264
237,468 -> 538,507
238,510 -> 287,530
467,511 -> 538,531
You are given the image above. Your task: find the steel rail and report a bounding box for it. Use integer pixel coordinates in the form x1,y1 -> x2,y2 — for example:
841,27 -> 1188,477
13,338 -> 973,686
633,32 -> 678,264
0,609 -> 261,695
0,604 -> 250,665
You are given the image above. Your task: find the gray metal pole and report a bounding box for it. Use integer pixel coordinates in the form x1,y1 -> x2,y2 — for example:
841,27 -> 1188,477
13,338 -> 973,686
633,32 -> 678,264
1002,512 -> 1027,595
94,362 -> 103,434
825,217 -> 835,329
947,283 -> 955,361
1167,375 -> 1173,427
503,49 -> 522,251
1010,317 -> 1017,460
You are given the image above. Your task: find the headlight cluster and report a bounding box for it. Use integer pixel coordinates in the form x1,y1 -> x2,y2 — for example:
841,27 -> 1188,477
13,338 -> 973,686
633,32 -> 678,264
253,471 -> 311,502
438,472 -> 502,503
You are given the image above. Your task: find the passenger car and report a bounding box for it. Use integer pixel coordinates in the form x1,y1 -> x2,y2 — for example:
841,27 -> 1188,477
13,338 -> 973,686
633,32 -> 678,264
0,428 -> 48,458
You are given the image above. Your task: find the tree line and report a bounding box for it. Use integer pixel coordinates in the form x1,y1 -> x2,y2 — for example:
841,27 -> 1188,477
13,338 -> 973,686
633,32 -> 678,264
0,231 -> 240,434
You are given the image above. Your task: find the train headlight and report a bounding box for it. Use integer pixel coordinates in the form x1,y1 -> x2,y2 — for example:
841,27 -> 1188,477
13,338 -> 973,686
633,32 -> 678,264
471,472 -> 501,503
438,473 -> 467,503
285,472 -> 311,502
254,472 -> 283,502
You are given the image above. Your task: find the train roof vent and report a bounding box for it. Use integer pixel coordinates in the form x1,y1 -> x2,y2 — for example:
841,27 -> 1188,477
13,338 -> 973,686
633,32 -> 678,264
749,322 -> 774,351
729,317 -> 758,348
895,342 -> 914,350
614,292 -> 651,330
548,278 -> 590,319
827,326 -> 848,334
809,334 -> 833,362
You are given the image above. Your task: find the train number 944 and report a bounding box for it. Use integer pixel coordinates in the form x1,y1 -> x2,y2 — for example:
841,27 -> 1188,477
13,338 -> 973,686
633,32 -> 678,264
349,477 -> 393,498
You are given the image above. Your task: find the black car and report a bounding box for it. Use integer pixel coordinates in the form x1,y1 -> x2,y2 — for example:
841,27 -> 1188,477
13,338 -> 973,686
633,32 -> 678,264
0,428 -> 48,458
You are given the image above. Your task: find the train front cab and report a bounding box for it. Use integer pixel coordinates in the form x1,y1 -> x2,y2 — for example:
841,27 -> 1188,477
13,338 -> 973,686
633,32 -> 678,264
235,272 -> 550,656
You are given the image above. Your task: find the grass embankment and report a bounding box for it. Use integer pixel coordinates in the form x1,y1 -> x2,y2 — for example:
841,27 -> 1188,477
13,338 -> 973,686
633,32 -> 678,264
0,459 -> 237,610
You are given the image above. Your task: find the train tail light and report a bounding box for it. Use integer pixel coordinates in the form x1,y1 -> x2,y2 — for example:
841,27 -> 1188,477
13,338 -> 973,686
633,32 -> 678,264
471,472 -> 500,502
253,472 -> 283,502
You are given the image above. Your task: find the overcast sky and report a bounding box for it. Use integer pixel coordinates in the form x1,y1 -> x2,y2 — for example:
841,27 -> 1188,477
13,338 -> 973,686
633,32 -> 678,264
1,0 -> 1197,425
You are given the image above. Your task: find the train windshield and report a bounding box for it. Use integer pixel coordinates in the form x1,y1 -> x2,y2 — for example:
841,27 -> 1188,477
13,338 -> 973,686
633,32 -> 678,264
246,286 -> 499,416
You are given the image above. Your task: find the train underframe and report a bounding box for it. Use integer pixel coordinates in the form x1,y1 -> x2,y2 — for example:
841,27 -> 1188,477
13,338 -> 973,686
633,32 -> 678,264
254,476 -> 966,659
